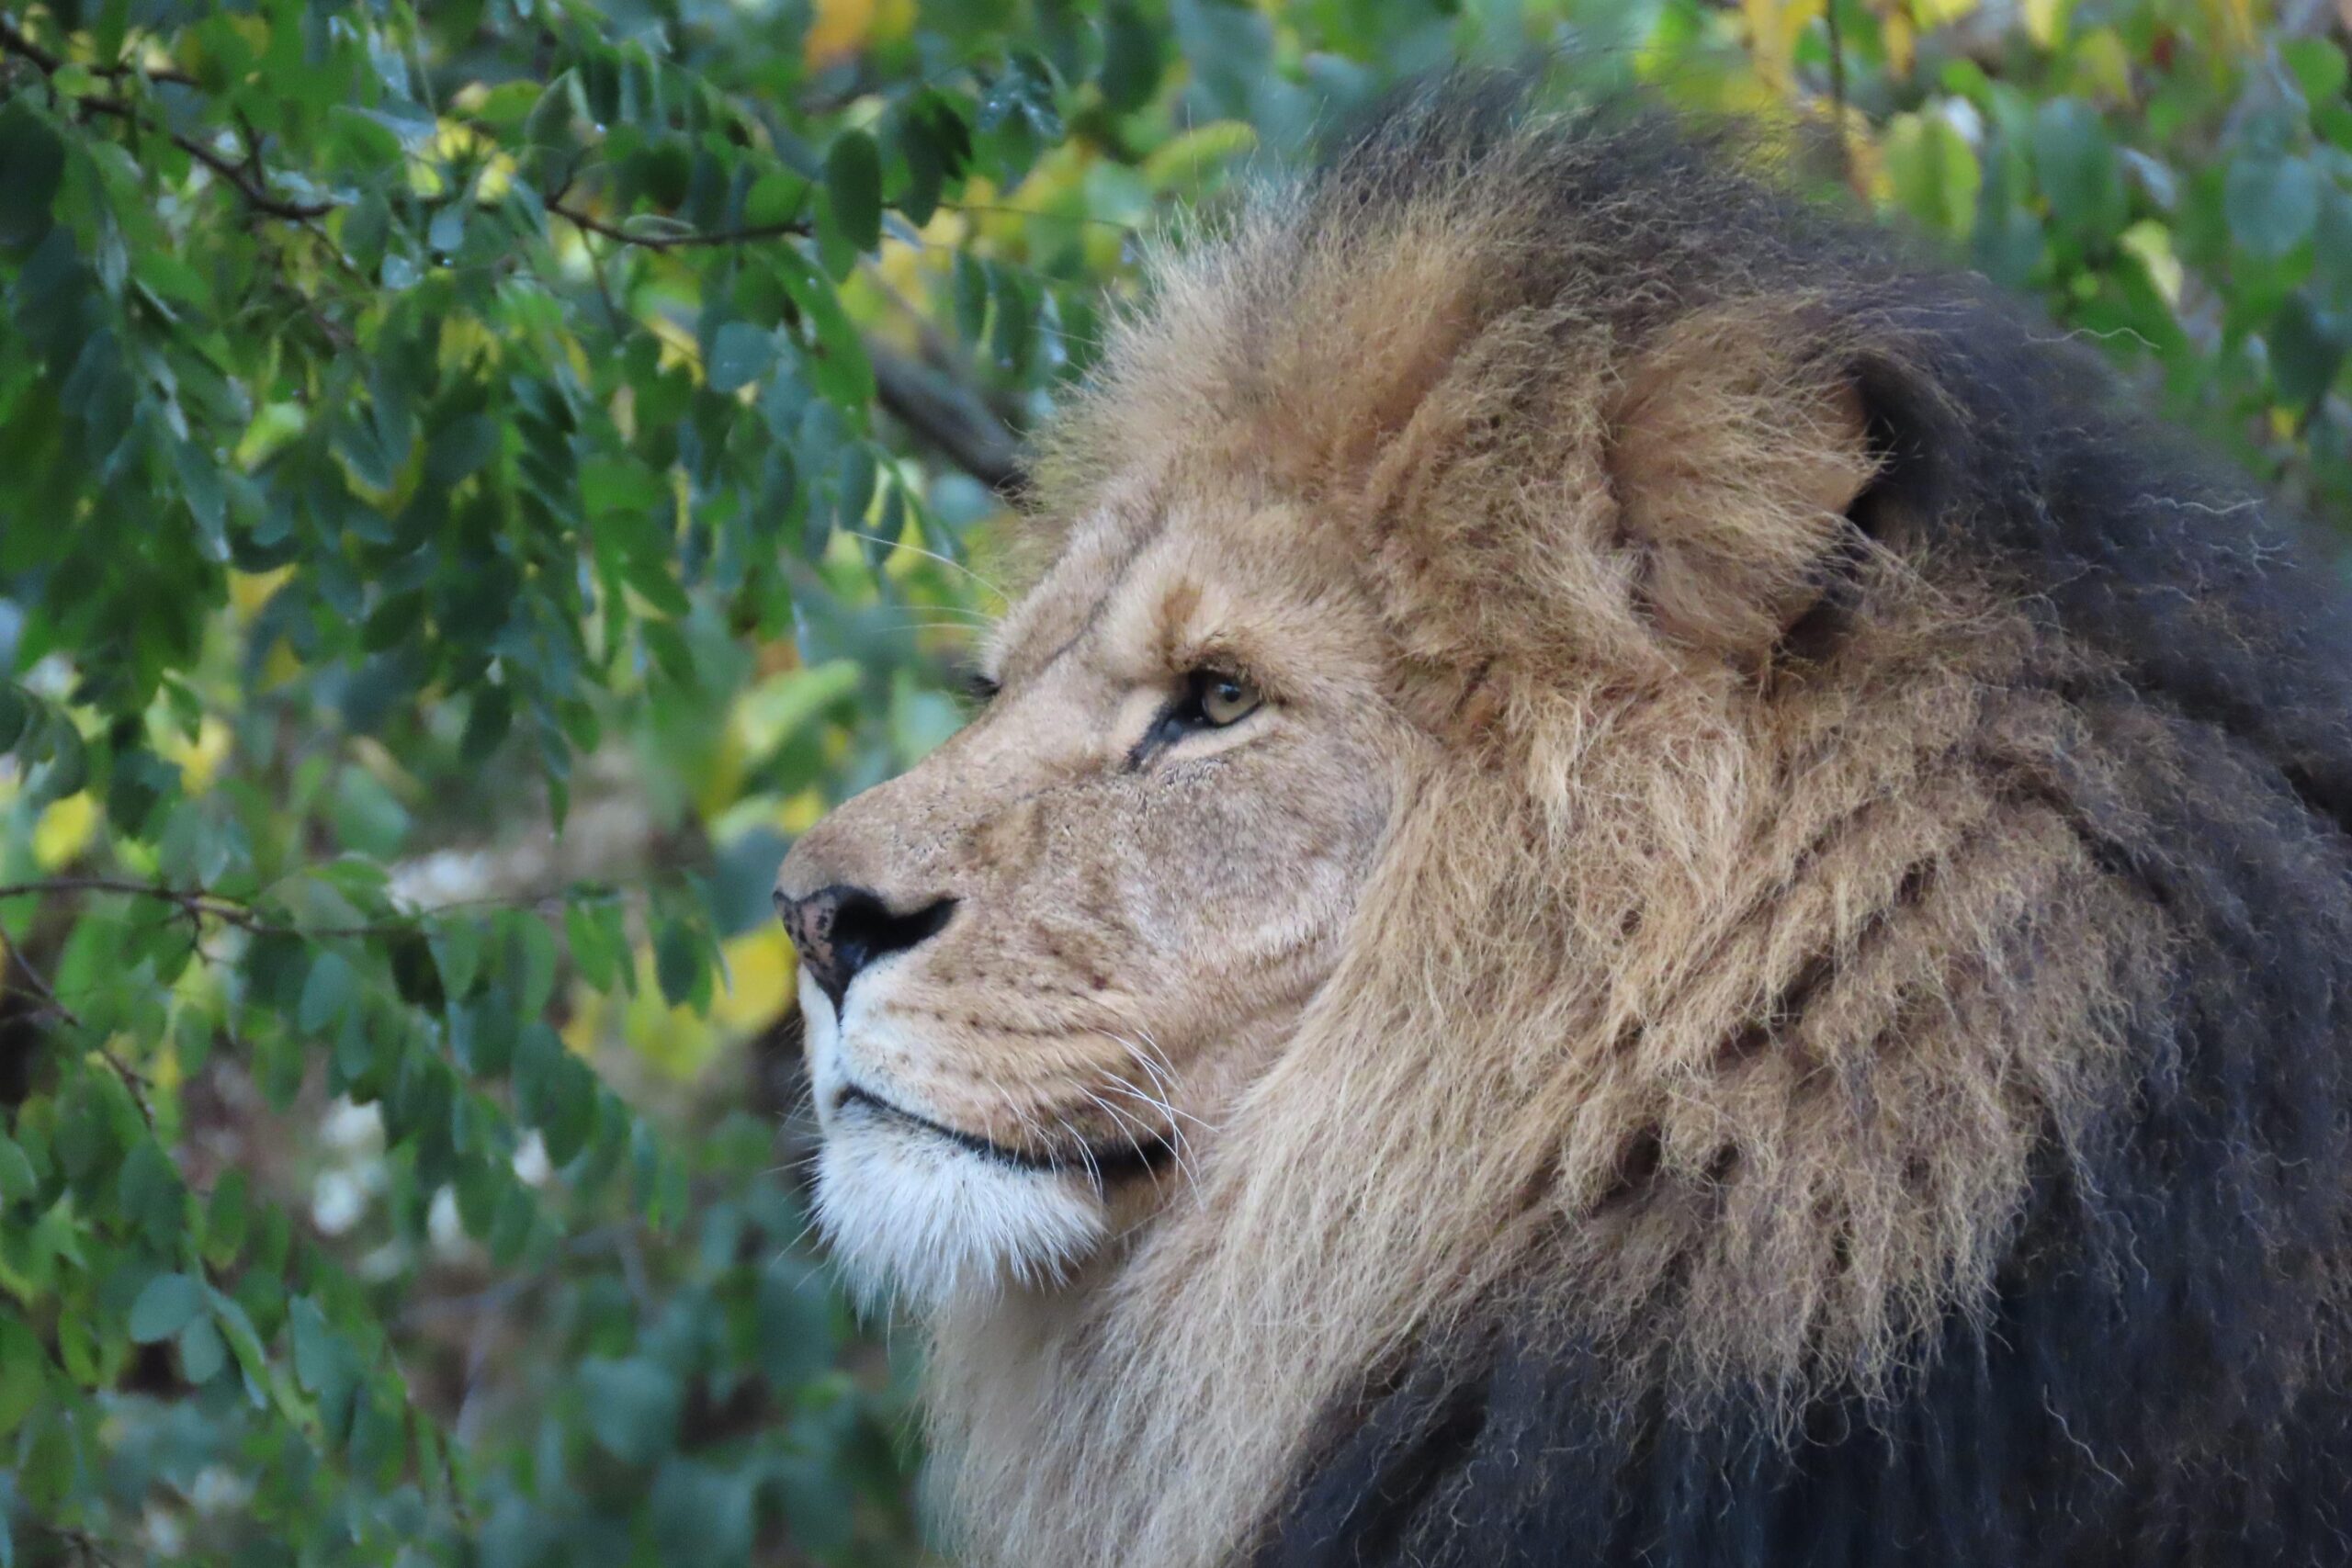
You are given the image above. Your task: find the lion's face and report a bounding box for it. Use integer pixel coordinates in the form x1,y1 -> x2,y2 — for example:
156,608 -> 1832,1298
775,485 -> 1408,1305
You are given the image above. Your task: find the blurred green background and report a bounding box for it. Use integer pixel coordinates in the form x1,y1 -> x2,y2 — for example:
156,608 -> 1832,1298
0,0 -> 2346,1561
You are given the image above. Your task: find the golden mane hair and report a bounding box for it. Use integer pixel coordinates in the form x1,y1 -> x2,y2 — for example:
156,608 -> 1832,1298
917,84 -> 2352,1567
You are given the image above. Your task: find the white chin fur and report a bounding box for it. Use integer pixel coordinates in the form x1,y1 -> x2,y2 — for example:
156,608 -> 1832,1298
812,1126 -> 1107,1311
800,971 -> 1108,1312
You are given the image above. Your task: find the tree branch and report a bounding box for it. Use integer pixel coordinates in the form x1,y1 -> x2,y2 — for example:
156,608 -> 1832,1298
0,15 -> 336,220
866,336 -> 1027,498
547,200 -> 809,251
0,874 -> 631,941
0,874 -> 273,931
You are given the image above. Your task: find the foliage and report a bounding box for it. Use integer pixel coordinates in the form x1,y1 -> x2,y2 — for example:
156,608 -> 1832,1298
0,0 -> 2344,1562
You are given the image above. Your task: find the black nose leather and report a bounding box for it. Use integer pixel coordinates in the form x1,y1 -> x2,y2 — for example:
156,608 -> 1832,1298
775,885 -> 956,1010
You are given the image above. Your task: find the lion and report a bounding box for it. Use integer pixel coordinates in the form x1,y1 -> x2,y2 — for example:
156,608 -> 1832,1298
774,82 -> 2352,1566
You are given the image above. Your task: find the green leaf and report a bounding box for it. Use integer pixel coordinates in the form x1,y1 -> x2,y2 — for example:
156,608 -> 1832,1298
651,1459 -> 756,1566
2284,38 -> 2349,107
432,919 -> 485,1000
117,1138 -> 185,1247
0,1314 -> 44,1435
707,321 -> 776,395
567,900 -> 618,991
954,251 -> 991,342
0,1134 -> 35,1206
655,916 -> 706,1010
299,951 -> 360,1034
0,687 -> 31,755
128,1272 -> 205,1344
2270,291 -> 2346,406
203,1168 -> 250,1263
22,717 -> 86,809
514,914 -> 560,1020
746,169 -> 813,228
1102,0 -> 1165,113
0,102 -> 64,248
460,685 -> 514,764
288,1296 -> 340,1393
825,130 -> 883,253
580,1357 -> 683,1464
2227,154 -> 2322,262
757,1261 -> 836,1386
895,92 -> 972,228
1885,112 -> 1982,240
2031,99 -> 2127,237
774,247 -> 876,408
177,1314 -> 228,1383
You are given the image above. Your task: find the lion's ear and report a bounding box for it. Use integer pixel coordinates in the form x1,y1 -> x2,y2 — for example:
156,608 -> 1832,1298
1608,309 -> 1881,662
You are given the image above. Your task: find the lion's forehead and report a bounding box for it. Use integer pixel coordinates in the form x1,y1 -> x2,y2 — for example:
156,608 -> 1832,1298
990,498 -> 1374,704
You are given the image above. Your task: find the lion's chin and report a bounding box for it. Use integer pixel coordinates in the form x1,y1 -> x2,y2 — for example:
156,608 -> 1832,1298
812,1119 -> 1109,1312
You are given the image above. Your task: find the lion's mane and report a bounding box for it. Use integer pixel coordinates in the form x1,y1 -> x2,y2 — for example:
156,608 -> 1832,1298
928,83 -> 2352,1567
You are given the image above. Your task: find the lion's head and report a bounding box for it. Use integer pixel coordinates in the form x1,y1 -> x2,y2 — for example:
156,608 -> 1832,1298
773,85 -> 2352,1568
772,99 -> 1894,1323
775,481 -> 1411,1305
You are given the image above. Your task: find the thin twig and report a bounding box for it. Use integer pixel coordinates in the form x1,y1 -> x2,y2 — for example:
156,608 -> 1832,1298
0,891 -> 146,1129
0,874 -> 631,942
547,200 -> 808,250
27,1523 -> 128,1568
2,935 -> 81,1027
96,1043 -> 155,1125
91,57 -> 198,87
0,14 -> 337,220
0,874 -> 271,931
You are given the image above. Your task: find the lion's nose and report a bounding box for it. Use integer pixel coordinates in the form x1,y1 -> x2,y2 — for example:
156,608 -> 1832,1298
775,885 -> 957,1011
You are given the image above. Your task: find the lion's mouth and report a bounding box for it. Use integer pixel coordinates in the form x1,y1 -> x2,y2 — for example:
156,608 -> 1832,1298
833,1082 -> 1174,1181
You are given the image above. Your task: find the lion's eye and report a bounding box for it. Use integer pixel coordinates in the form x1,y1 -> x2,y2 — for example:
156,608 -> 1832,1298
1129,668 -> 1265,768
1194,671 -> 1261,727
959,667 -> 1002,707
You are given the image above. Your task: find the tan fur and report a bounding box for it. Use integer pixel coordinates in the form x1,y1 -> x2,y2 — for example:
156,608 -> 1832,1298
776,115 -> 2164,1567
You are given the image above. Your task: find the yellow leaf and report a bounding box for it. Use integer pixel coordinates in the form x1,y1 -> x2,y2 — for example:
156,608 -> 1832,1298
874,0 -> 917,49
560,983 -> 606,1058
1883,10 -> 1917,75
566,951 -> 727,1078
784,787 -> 828,835
694,726 -> 748,825
234,404 -> 306,470
155,716 -> 232,795
431,119 -> 487,162
1744,0 -> 1826,92
805,0 -> 876,70
2069,27 -> 2134,104
2120,221 -> 2184,306
438,316 -> 500,374
228,567 -> 292,622
259,639 -> 303,693
2023,0 -> 2074,46
2198,0 -> 2255,53
647,312 -> 700,377
32,793 -> 97,871
711,928 -> 797,1031
1910,0 -> 1979,28
474,152 -> 518,203
619,948 -> 722,1079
